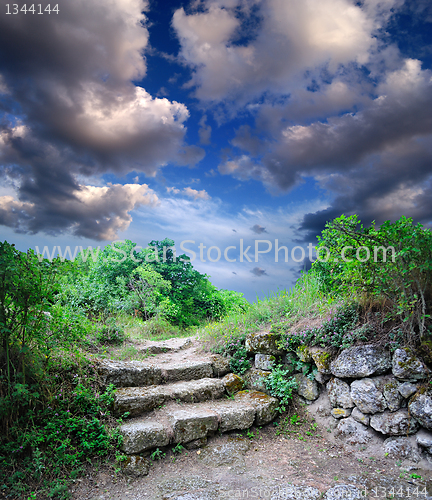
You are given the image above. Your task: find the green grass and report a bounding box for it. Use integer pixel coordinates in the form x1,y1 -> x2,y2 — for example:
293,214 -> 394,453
199,272 -> 340,351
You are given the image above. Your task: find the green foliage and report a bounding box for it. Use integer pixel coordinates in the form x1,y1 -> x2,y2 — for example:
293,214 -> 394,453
214,334 -> 251,375
172,443 -> 185,454
312,215 -> 432,342
95,318 -> 126,345
60,238 -> 240,328
150,448 -> 166,461
265,365 -> 298,412
283,303 -> 366,351
0,359 -> 122,498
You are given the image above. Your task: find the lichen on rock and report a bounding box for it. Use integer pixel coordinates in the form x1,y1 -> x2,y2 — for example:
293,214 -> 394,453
330,345 -> 391,378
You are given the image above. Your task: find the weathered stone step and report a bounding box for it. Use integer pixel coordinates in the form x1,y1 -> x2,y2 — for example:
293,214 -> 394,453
137,336 -> 194,355
120,390 -> 279,454
115,378 -> 226,417
97,358 -> 216,387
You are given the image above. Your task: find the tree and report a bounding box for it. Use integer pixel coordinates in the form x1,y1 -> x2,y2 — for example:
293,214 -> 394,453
312,215 -> 432,342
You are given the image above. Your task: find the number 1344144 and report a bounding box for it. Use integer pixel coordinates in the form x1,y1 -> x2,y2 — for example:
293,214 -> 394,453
5,4 -> 59,14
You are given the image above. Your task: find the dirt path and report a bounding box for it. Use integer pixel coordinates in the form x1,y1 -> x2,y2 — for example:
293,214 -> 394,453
71,336 -> 432,500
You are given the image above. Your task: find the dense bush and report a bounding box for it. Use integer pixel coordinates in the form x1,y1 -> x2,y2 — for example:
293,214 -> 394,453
311,215 -> 432,343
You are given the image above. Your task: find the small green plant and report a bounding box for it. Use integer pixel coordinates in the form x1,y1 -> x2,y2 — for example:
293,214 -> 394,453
246,429 -> 255,440
150,448 -> 166,461
265,365 -> 298,412
291,414 -> 302,425
172,443 -> 185,454
409,473 -> 422,479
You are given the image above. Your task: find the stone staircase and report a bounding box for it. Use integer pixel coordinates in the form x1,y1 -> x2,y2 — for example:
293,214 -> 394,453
96,338 -> 279,456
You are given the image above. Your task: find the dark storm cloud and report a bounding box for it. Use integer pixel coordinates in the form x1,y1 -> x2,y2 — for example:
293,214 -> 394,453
250,224 -> 267,234
299,138 -> 432,240
221,60 -> 432,239
251,267 -> 267,277
0,0 -> 203,238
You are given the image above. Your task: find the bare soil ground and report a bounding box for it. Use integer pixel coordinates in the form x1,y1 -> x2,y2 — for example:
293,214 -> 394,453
71,336 -> 432,500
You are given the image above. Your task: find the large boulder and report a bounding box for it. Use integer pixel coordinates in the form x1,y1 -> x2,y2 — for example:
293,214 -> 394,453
327,378 -> 354,408
330,345 -> 391,378
383,437 -> 420,462
350,378 -> 386,414
392,348 -> 429,381
374,376 -> 403,412
336,417 -> 372,445
293,373 -> 319,401
370,409 -> 420,435
246,331 -> 283,355
408,388 -> 432,429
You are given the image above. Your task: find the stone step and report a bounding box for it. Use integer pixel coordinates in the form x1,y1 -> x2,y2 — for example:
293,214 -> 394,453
137,336 -> 194,355
114,378 -> 226,417
119,390 -> 279,454
97,358 -> 216,387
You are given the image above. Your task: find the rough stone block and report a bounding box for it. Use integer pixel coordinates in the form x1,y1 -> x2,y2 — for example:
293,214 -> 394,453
398,382 -> 417,399
167,407 -> 219,443
330,345 -> 391,378
370,409 -> 420,435
210,354 -> 231,377
331,408 -> 352,419
222,373 -> 245,396
120,420 -> 170,454
255,353 -> 276,371
121,456 -> 151,476
163,361 -> 213,382
245,331 -> 283,355
98,360 -> 162,387
327,377 -> 354,408
311,348 -> 332,374
350,378 -> 386,414
293,373 -> 319,401
235,390 -> 278,425
336,417 -> 372,445
408,389 -> 432,429
351,407 -> 370,426
244,369 -> 270,393
383,436 -> 420,462
210,400 -> 255,432
392,348 -> 429,381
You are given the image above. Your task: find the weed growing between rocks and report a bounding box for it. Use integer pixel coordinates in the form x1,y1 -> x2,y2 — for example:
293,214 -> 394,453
264,365 -> 298,412
212,334 -> 251,375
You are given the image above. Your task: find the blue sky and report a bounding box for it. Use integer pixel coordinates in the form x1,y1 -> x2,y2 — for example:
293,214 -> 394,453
1,0 -> 432,301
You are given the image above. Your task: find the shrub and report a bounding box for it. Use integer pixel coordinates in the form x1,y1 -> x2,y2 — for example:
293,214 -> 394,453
312,215 -> 432,343
95,318 -> 126,345
265,365 -> 298,412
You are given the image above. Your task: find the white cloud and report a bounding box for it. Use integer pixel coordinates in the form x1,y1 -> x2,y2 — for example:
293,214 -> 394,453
0,183 -> 159,240
172,0 -> 389,104
166,186 -> 211,200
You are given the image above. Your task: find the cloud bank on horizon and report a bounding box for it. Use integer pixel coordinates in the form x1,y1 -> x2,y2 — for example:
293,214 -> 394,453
0,0 -> 431,296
